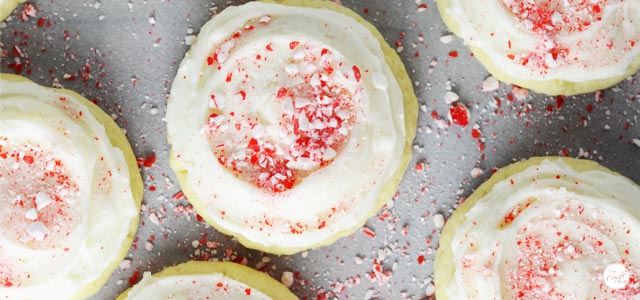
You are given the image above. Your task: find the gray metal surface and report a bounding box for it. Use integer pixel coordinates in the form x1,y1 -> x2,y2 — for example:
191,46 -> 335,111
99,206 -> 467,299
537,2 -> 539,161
1,1 -> 638,299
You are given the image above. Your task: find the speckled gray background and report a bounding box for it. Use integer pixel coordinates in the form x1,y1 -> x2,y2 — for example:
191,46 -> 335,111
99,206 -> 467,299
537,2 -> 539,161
1,1 -> 638,299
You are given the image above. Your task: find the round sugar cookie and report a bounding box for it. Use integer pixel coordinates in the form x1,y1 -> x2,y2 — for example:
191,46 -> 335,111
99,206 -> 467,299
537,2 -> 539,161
435,157 -> 640,299
437,0 -> 640,95
117,261 -> 298,300
166,0 -> 418,254
0,74 -> 143,299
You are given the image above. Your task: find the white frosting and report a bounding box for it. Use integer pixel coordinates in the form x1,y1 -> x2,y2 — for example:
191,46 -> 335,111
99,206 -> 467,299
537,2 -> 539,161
448,159 -> 640,299
445,0 -> 640,81
123,271 -> 271,300
0,78 -> 138,299
167,2 -> 405,250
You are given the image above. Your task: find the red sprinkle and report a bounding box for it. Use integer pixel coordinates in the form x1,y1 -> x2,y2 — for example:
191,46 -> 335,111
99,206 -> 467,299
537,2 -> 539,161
142,155 -> 156,168
276,87 -> 288,98
448,51 -> 458,58
22,155 -> 34,164
449,105 -> 470,127
128,268 -> 141,286
471,128 -> 482,139
171,191 -> 185,200
556,95 -> 565,109
362,227 -> 376,238
352,65 -> 361,82
237,90 -> 246,101
289,41 -> 300,50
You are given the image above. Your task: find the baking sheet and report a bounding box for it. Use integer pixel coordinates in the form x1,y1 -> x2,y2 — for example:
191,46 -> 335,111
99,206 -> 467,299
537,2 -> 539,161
1,0 -> 639,299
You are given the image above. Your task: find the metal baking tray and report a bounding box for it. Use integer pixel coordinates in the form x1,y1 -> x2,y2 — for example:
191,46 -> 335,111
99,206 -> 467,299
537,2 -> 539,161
1,1 -> 638,299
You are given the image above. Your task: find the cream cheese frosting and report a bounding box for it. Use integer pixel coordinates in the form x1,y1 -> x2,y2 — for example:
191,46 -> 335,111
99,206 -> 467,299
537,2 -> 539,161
447,158 -> 640,299
444,0 -> 640,81
166,1 -> 407,252
0,76 -> 139,299
123,271 -> 272,300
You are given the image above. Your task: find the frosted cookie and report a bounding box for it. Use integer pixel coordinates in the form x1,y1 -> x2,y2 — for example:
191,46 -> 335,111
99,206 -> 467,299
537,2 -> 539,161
435,157 -> 640,299
437,0 -> 640,95
0,0 -> 24,21
0,74 -> 143,299
117,261 -> 298,300
166,0 -> 417,254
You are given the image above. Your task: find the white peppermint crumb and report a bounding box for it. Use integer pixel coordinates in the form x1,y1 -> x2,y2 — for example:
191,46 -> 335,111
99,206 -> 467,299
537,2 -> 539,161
426,282 -> 436,296
184,35 -> 196,45
192,240 -> 200,248
435,119 -> 448,129
633,139 -> 640,148
148,16 -> 156,25
148,212 -> 160,225
149,106 -> 158,115
578,148 -> 589,158
396,46 -> 404,53
377,249 -> 386,261
301,251 -> 308,258
440,34 -> 453,44
281,271 -> 294,288
481,76 -> 499,92
355,256 -> 364,265
116,279 -> 124,285
27,222 -> 49,241
444,91 -> 459,104
512,86 -> 529,100
145,241 -> 154,251
433,213 -> 445,229
364,289 -> 375,300
119,259 -> 132,270
25,208 -> 37,220
604,124 -> 611,130
425,126 -> 432,134
470,167 -> 484,179
35,192 -> 52,210
595,91 -> 603,101
98,15 -> 105,21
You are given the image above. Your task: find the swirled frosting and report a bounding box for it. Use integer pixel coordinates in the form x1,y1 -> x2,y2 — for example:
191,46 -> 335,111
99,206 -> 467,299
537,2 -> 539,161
447,159 -> 640,299
445,0 -> 640,81
0,76 -> 138,299
123,271 -> 271,300
167,1 -> 406,251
